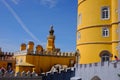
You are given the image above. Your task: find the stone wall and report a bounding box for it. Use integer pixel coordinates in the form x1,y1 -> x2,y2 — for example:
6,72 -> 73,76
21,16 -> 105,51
41,67 -> 75,80
0,71 -> 42,80
71,61 -> 120,80
0,67 -> 75,80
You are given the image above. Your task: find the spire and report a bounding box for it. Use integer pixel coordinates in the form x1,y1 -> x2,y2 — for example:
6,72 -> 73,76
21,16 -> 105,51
46,25 -> 55,53
49,25 -> 54,35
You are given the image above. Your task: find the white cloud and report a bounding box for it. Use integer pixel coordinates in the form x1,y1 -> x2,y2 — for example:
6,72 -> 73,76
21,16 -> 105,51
40,0 -> 58,8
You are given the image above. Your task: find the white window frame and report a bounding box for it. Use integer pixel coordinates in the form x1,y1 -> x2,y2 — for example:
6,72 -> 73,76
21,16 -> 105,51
77,13 -> 82,26
101,6 -> 110,20
102,27 -> 109,37
77,32 -> 81,40
101,54 -> 110,62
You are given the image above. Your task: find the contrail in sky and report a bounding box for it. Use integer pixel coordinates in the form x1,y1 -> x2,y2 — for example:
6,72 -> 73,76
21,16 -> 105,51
11,0 -> 19,5
1,0 -> 40,43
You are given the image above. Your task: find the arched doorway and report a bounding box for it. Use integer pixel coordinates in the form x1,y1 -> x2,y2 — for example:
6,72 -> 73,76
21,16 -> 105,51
91,76 -> 101,80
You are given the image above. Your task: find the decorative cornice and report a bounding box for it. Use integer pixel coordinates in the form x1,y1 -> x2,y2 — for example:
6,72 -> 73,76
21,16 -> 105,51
77,40 -> 120,46
77,21 -> 120,32
78,0 -> 86,7
77,24 -> 111,31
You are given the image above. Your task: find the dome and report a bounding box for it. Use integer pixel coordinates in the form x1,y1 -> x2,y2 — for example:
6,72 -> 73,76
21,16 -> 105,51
28,41 -> 34,45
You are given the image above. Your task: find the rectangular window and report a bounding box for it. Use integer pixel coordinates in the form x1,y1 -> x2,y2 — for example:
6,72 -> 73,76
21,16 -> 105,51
77,32 -> 80,40
101,6 -> 110,20
77,14 -> 82,26
102,27 -> 109,37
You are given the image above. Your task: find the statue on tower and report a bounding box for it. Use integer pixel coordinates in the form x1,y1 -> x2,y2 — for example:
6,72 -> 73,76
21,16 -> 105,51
49,25 -> 54,35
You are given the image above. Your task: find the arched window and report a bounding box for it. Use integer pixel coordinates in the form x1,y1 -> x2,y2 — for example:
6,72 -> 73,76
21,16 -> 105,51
101,6 -> 110,20
100,50 -> 112,62
101,53 -> 110,62
102,27 -> 109,37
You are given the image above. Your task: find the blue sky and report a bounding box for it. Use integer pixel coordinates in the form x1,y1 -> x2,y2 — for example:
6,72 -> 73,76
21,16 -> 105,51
0,0 -> 77,52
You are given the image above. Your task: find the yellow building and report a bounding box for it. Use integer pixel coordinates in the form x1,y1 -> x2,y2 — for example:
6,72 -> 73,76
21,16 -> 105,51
0,48 -> 16,71
15,26 -> 76,73
77,0 -> 120,64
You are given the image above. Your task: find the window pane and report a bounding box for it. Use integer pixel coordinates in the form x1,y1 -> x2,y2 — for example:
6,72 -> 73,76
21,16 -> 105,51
101,7 -> 109,19
77,14 -> 82,26
102,27 -> 109,37
106,11 -> 108,18
101,53 -> 110,62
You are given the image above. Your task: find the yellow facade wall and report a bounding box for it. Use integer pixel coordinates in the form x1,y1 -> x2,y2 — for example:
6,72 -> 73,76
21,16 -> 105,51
0,60 -> 16,71
78,0 -> 111,30
77,0 -> 119,64
16,66 -> 34,73
78,44 -> 112,64
77,27 -> 112,44
15,55 -> 76,73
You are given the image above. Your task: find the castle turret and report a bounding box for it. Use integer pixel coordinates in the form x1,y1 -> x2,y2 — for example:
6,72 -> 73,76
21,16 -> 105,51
36,45 -> 43,54
20,43 -> 26,51
77,0 -> 119,64
27,41 -> 34,54
46,26 -> 55,53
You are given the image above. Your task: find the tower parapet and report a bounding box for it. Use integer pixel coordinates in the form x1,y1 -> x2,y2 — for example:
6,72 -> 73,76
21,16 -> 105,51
27,41 -> 34,54
0,48 -> 14,60
35,45 -> 43,54
15,47 -> 76,57
20,43 -> 26,51
72,61 -> 120,80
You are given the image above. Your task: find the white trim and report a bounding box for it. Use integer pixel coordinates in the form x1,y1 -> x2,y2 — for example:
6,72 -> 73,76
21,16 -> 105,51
77,32 -> 81,40
77,13 -> 82,26
101,6 -> 110,20
102,27 -> 109,37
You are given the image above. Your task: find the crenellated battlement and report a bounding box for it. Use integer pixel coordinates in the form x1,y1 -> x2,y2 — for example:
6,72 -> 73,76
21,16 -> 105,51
0,67 -> 75,80
15,50 -> 76,57
72,61 -> 120,80
0,70 -> 42,80
40,67 -> 75,80
0,52 -> 14,56
0,48 -> 14,61
76,61 -> 120,69
15,41 -> 77,57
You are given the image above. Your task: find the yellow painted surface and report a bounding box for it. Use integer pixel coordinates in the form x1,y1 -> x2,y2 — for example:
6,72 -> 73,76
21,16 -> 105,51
20,43 -> 26,51
16,55 -> 26,63
77,0 -> 111,30
77,27 -> 112,44
46,37 -> 55,52
16,66 -> 34,73
0,60 -> 16,71
15,55 -> 76,73
36,45 -> 43,53
77,0 -> 119,64
78,44 -> 112,64
27,41 -> 34,54
0,61 -> 7,68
